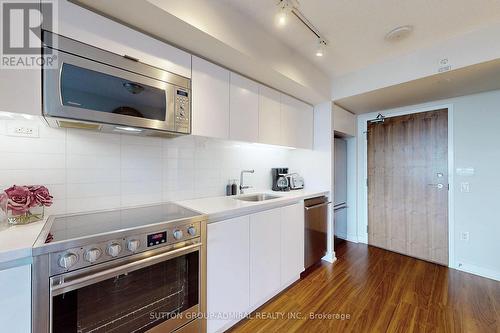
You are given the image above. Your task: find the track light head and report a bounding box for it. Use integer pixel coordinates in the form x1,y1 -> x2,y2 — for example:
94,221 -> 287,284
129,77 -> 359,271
316,39 -> 327,57
276,0 -> 293,27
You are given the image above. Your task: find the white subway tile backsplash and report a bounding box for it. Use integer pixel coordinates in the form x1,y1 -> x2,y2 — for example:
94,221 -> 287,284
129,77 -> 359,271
66,183 -> 121,199
67,196 -> 121,213
0,136 -> 65,154
121,192 -> 162,207
0,117 -> 323,217
0,152 -> 65,169
66,154 -> 120,169
0,169 -> 65,185
66,168 -> 121,184
120,167 -> 162,183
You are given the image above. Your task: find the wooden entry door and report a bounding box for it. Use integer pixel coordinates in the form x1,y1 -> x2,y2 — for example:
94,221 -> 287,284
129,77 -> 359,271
367,109 -> 448,265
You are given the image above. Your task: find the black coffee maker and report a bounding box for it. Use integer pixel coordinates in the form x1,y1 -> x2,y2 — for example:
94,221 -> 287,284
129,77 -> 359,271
272,168 -> 290,191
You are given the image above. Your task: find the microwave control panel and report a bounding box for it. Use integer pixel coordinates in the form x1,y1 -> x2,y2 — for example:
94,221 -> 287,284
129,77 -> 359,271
174,89 -> 190,133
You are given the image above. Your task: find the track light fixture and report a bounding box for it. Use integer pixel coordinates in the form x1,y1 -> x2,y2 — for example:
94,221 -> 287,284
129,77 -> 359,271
275,0 -> 293,27
275,0 -> 328,57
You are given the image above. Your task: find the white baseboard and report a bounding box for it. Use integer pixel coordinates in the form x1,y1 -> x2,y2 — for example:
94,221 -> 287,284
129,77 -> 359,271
358,234 -> 368,244
335,233 -> 359,243
322,251 -> 337,263
334,232 -> 347,240
346,234 -> 358,243
454,261 -> 500,282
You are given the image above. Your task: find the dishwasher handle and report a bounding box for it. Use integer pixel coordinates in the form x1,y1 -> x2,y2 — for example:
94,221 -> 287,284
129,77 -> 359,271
304,201 -> 332,210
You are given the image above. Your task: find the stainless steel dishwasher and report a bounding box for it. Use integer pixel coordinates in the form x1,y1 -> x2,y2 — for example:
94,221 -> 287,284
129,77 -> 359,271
304,196 -> 331,269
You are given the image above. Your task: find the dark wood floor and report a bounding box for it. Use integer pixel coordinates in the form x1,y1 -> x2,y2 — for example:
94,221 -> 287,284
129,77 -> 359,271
229,238 -> 500,333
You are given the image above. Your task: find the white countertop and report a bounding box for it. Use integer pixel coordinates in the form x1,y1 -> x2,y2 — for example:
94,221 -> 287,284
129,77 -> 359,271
177,189 -> 330,222
0,218 -> 46,268
0,189 -> 329,267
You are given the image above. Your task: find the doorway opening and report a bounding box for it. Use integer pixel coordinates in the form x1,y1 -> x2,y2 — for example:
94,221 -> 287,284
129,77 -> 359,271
333,133 -> 356,244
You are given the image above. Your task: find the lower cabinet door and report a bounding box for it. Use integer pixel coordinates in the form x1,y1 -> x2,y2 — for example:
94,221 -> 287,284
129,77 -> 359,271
207,216 -> 250,333
249,208 -> 281,307
0,264 -> 32,333
280,202 -> 305,286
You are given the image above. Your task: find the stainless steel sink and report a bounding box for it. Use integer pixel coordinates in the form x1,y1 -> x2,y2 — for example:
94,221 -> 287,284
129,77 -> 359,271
235,193 -> 281,202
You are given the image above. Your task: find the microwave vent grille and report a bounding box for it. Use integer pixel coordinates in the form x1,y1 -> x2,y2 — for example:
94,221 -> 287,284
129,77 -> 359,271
57,120 -> 102,131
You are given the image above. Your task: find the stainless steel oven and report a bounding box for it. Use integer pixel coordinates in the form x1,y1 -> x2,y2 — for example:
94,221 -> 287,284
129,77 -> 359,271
32,203 -> 207,333
42,31 -> 191,137
50,242 -> 201,333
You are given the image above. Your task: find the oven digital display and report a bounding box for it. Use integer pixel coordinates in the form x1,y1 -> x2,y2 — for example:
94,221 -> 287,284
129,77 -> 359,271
147,231 -> 167,247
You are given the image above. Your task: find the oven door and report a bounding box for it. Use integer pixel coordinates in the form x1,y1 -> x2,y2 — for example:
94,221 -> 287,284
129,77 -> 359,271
50,243 -> 201,333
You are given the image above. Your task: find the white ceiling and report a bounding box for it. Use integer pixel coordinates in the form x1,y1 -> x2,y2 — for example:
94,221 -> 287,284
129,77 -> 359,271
223,0 -> 500,78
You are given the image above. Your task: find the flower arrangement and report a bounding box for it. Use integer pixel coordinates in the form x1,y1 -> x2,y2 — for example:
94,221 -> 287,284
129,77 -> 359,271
4,185 -> 53,225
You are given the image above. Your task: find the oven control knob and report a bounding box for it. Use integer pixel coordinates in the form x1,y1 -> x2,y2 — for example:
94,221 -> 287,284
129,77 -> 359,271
127,239 -> 140,252
173,230 -> 183,240
107,243 -> 122,257
58,253 -> 78,269
84,248 -> 102,263
187,226 -> 196,236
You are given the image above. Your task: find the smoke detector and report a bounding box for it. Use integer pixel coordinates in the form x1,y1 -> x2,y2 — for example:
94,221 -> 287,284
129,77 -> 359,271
385,25 -> 413,42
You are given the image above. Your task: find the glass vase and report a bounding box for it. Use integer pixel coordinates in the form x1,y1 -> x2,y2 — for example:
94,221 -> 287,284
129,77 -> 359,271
7,205 -> 44,225
0,191 -> 7,230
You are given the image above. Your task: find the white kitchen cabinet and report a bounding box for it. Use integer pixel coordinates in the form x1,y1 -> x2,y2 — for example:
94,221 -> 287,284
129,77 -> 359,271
229,73 -> 259,142
0,264 -> 31,333
280,202 -> 305,285
0,69 -> 41,116
249,208 -> 281,307
55,1 -> 191,77
207,202 -> 305,332
258,85 -> 282,145
192,56 -> 230,139
207,216 -> 250,333
280,94 -> 314,149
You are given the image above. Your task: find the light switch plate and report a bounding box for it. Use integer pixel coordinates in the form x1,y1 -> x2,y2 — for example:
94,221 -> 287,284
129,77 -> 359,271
460,182 -> 470,193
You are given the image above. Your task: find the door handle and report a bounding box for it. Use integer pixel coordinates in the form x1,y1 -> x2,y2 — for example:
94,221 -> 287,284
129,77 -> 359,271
428,183 -> 444,189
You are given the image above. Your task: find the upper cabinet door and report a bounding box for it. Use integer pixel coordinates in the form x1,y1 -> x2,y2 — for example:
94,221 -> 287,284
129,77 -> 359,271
230,73 -> 259,142
192,56 -> 230,139
280,94 -> 313,149
258,85 -> 281,145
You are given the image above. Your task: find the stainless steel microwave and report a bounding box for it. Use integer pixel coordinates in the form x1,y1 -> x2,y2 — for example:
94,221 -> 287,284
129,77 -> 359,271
42,31 -> 191,137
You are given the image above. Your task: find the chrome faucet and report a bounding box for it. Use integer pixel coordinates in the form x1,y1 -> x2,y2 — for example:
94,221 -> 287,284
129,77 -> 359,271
239,169 -> 255,194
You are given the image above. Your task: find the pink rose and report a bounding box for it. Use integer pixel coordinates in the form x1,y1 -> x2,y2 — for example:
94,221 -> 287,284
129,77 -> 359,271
5,185 -> 33,215
28,185 -> 53,207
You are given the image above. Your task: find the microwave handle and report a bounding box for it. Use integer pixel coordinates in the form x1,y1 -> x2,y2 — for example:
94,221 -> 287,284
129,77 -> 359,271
51,242 -> 201,296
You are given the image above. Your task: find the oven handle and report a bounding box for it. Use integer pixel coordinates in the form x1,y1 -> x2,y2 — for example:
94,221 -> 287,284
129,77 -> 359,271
51,242 -> 201,296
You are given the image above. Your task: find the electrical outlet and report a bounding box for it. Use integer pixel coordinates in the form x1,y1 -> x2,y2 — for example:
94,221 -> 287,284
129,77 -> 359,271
460,182 -> 470,193
460,232 -> 470,242
6,122 -> 39,138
